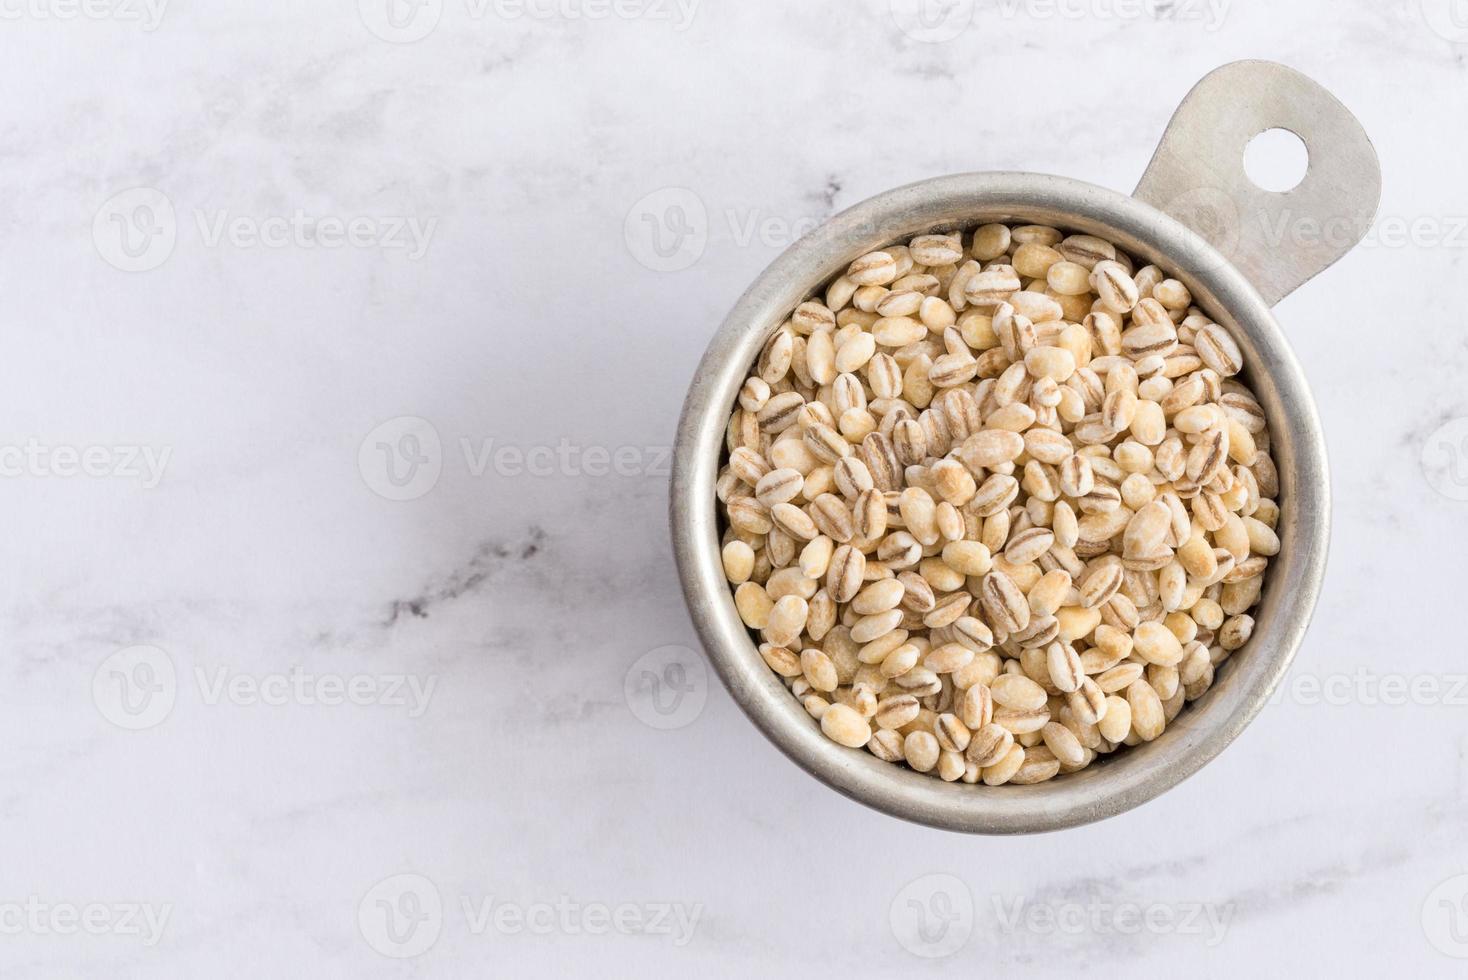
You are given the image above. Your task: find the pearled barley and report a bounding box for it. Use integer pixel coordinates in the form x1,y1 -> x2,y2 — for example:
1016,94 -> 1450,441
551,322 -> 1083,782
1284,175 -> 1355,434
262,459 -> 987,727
716,222 -> 1278,786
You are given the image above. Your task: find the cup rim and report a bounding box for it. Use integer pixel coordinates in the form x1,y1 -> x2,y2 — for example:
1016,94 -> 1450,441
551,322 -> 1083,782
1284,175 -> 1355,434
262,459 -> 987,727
670,171 -> 1329,834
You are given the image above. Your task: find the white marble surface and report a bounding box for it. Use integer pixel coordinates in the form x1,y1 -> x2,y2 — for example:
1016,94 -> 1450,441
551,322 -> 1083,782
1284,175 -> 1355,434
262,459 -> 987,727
3,0 -> 1468,975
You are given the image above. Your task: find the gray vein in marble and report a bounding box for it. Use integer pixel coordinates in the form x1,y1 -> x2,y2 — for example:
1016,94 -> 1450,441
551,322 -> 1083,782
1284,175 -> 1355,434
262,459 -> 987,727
383,526 -> 549,626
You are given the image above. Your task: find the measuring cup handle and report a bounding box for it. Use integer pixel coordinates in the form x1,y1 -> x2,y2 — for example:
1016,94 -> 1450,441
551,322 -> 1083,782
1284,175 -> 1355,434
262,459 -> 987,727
1133,60 -> 1381,308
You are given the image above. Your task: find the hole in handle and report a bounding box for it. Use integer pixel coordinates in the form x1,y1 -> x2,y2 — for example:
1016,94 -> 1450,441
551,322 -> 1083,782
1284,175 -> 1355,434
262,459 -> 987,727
1244,128 -> 1309,193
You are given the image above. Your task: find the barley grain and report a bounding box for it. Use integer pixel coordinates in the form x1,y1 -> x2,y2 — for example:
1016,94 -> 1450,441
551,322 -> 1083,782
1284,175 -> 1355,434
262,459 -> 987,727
720,221 -> 1278,786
